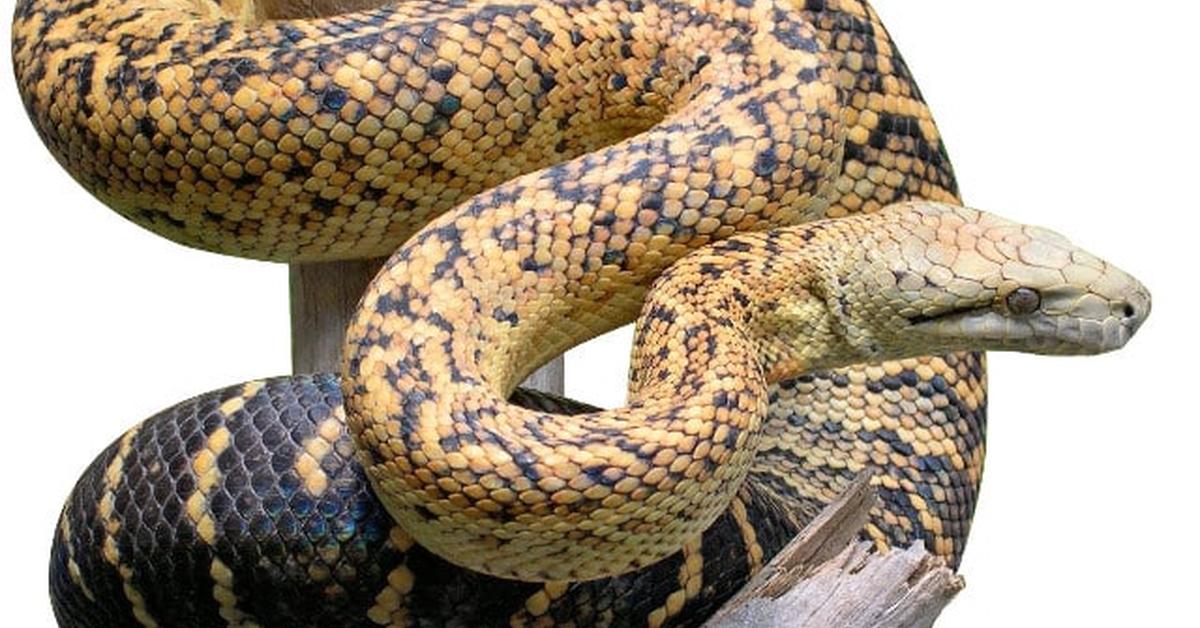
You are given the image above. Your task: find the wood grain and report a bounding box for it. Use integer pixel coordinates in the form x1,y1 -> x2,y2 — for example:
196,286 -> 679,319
707,473 -> 964,628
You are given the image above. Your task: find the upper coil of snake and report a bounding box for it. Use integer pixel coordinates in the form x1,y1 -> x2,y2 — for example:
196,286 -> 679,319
11,0 -> 953,262
13,0 -> 1146,624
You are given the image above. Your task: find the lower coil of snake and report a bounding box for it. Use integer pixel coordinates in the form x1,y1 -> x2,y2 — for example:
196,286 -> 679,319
52,202 -> 1149,626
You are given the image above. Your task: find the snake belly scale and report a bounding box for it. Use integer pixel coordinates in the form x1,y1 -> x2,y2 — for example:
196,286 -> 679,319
12,0 -> 1040,624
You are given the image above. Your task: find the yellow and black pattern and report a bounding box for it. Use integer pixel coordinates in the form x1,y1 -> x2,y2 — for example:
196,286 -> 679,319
796,0 -> 957,216
756,354 -> 986,564
316,0 -> 944,582
344,199 -> 1147,581
51,202 -> 1150,625
11,0 -> 958,261
50,375 -> 806,627
21,0 -> 1114,622
14,0 -> 849,261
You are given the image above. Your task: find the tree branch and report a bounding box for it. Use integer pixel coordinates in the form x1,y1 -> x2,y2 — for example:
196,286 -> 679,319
706,473 -> 964,627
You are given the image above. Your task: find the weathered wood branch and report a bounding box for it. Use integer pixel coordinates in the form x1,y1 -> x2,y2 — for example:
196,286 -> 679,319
288,260 -> 564,392
706,473 -> 964,628
289,258 -> 387,375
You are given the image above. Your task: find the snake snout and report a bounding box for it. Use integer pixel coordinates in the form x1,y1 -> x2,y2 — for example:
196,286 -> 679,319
1017,260 -> 1150,355
1073,263 -> 1151,353
1110,281 -> 1151,348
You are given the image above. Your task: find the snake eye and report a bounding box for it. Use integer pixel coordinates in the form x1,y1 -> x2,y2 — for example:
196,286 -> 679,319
1005,287 -> 1041,315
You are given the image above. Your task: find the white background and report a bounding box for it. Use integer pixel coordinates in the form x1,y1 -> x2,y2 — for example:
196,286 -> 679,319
1,1 -> 1195,625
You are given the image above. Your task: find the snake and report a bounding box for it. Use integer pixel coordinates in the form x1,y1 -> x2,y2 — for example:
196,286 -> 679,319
12,0 -> 1151,624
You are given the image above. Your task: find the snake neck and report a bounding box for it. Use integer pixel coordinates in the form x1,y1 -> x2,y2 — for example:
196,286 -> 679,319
628,229 -> 866,400
344,197 -> 1159,582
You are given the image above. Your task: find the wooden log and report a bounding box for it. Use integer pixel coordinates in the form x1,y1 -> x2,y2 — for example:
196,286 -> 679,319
289,259 -> 564,393
706,473 -> 964,628
289,258 -> 387,375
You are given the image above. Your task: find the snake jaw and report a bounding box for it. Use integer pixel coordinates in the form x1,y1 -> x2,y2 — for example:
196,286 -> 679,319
900,264 -> 1150,356
907,307 -> 1136,355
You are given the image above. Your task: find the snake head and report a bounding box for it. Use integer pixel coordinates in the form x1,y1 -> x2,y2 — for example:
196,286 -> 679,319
847,202 -> 1150,357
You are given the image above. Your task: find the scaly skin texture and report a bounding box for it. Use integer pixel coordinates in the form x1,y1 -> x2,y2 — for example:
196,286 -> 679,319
13,0 -> 849,261
11,0 -> 954,262
52,378 -> 808,627
24,0 -> 1015,622
49,204 -> 1149,626
343,202 -> 1148,581
337,0 -> 846,583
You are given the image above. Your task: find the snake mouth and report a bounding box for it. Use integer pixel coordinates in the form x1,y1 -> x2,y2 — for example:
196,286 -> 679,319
905,307 -> 1141,355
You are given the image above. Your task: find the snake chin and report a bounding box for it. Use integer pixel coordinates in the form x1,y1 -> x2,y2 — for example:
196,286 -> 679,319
906,297 -> 1149,356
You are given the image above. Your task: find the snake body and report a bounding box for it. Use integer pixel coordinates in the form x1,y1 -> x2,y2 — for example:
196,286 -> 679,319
14,0 -> 1151,623
49,202 -> 1149,627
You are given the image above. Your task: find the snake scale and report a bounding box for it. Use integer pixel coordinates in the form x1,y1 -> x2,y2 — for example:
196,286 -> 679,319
12,0 -> 1149,625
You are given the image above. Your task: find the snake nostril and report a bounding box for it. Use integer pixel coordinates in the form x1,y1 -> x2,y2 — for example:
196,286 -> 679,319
1123,303 -> 1136,319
